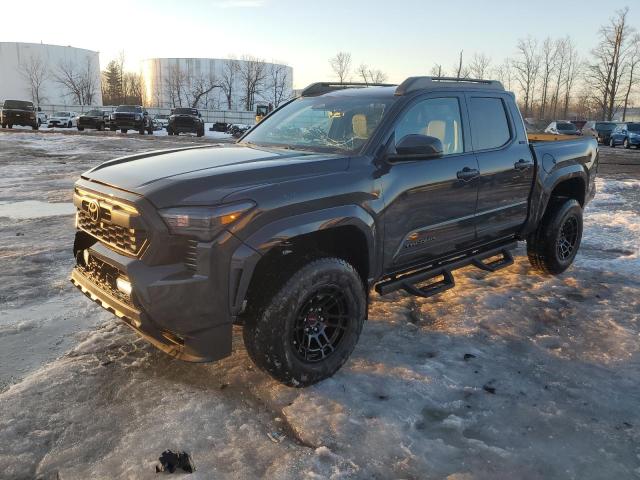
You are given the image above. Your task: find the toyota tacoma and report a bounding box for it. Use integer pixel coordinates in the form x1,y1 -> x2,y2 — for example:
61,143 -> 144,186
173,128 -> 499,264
70,77 -> 598,386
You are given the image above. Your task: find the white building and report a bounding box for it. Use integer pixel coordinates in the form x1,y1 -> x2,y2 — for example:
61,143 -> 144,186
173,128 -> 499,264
0,42 -> 102,106
140,57 -> 293,112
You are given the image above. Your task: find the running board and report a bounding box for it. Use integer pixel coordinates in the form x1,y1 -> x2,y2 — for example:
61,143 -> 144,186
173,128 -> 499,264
375,241 -> 517,298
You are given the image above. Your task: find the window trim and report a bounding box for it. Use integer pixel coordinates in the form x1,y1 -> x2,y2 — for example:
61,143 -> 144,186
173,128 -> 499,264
466,94 -> 515,153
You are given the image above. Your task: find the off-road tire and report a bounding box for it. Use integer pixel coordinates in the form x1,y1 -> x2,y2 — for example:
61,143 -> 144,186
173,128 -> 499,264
77,126 -> 84,131
32,123 -> 38,130
242,257 -> 366,387
197,126 -> 204,137
527,198 -> 583,275
121,128 -> 128,134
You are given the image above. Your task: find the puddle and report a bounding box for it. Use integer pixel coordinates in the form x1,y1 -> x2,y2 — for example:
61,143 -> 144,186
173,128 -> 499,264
0,200 -> 75,219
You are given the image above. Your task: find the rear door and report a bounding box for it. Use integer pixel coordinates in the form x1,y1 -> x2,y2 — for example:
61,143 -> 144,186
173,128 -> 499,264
381,93 -> 480,270
466,94 -> 534,242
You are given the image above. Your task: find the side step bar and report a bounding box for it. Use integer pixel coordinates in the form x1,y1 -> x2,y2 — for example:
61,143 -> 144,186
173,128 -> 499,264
375,242 -> 516,298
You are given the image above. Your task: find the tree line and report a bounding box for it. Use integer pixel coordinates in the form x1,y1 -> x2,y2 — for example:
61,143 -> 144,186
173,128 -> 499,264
329,7 -> 640,121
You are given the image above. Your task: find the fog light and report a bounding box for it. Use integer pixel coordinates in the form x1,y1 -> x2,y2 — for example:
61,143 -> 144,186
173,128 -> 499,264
83,249 -> 90,265
116,277 -> 132,296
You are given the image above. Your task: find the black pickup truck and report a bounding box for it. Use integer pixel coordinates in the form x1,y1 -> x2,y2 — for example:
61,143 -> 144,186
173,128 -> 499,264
70,77 -> 598,386
166,107 -> 205,137
109,105 -> 154,135
1,99 -> 39,130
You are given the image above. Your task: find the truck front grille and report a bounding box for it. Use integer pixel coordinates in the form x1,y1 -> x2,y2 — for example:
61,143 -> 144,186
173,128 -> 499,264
75,189 -> 148,257
185,240 -> 198,271
78,254 -> 133,307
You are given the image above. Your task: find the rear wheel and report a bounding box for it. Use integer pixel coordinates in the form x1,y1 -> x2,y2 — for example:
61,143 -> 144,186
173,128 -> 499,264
8,124 -> 13,129
1,123 -> 5,128
121,128 -> 128,134
138,127 -> 145,135
527,199 -> 583,275
242,258 -> 366,387
97,123 -> 104,131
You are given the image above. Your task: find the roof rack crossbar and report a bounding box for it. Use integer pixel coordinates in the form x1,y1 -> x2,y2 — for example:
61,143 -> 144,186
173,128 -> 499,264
395,76 -> 504,96
300,82 -> 397,97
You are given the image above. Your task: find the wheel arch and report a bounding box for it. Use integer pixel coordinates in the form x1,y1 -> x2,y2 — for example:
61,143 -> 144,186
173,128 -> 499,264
229,206 -> 377,317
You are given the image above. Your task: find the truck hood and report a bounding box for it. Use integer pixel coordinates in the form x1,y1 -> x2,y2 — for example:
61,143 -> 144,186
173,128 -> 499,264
81,144 -> 349,208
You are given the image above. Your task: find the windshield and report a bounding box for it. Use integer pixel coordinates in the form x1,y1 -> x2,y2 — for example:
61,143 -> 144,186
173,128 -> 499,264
628,124 -> 640,132
85,110 -> 103,116
595,122 -> 617,131
53,112 -> 70,117
156,114 -> 168,119
3,100 -> 34,110
241,95 -> 394,153
116,105 -> 142,113
557,123 -> 577,132
173,108 -> 198,115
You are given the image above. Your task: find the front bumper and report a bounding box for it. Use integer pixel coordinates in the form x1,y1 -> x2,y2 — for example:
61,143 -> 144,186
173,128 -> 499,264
3,113 -> 37,126
70,180 -> 246,362
112,119 -> 144,128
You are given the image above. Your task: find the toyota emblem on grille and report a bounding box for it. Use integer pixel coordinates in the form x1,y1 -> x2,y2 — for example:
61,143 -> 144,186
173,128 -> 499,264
87,199 -> 101,223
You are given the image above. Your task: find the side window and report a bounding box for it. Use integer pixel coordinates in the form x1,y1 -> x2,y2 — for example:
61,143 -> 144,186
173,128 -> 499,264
468,97 -> 511,151
394,97 -> 464,155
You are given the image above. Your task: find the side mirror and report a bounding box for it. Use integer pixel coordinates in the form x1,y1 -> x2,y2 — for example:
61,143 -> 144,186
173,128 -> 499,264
143,111 -> 148,116
389,134 -> 443,160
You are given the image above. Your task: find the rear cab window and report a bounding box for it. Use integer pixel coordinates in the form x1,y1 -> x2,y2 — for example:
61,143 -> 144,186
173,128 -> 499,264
467,96 -> 512,151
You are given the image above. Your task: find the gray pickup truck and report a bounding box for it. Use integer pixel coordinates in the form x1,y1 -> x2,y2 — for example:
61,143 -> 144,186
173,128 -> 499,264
71,77 -> 598,386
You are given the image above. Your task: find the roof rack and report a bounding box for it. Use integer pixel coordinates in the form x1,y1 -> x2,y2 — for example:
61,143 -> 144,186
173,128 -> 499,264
300,82 -> 396,97
394,76 -> 504,96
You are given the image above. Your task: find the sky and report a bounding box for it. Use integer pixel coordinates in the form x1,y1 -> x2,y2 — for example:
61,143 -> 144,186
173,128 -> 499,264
2,0 -> 639,89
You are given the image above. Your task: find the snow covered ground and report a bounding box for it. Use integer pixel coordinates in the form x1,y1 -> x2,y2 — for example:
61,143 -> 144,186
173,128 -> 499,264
0,132 -> 639,479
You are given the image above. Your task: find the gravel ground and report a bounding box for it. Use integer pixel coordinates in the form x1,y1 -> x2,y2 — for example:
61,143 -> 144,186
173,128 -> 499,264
0,130 -> 639,480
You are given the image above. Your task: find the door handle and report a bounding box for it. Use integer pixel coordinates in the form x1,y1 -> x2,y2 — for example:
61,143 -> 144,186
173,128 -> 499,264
514,159 -> 533,171
456,167 -> 480,181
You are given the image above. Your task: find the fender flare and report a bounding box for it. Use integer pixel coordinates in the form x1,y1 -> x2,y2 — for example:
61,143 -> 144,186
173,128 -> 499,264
521,164 -> 588,237
228,205 -> 378,315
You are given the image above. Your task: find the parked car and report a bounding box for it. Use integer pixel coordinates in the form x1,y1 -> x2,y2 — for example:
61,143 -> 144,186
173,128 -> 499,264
77,110 -> 109,131
109,105 -> 154,135
581,121 -> 619,144
153,114 -> 169,130
70,77 -> 598,386
544,121 -> 581,135
167,108 -> 205,136
229,123 -> 252,138
36,107 -> 48,127
0,99 -> 38,130
609,122 -> 640,149
48,111 -> 78,128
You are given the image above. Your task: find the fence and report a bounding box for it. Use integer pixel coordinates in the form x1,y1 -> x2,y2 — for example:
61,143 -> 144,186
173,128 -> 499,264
37,105 -> 257,126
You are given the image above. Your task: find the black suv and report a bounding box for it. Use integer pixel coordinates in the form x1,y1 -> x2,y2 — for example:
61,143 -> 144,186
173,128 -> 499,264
1,99 -> 38,130
71,78 -> 598,387
77,110 -> 109,131
167,108 -> 205,137
109,105 -> 153,135
581,121 -> 618,144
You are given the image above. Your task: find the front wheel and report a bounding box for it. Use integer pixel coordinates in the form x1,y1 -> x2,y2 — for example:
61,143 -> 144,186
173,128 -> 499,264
527,199 -> 583,275
67,121 -> 72,128
242,258 -> 366,387
77,126 -> 84,131
121,128 -> 128,134
623,138 -> 630,149
32,123 -> 39,130
609,138 -> 615,148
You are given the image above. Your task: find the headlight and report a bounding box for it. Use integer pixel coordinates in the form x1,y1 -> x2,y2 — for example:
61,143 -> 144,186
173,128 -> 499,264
135,114 -> 141,120
158,201 -> 255,241
110,114 -> 115,120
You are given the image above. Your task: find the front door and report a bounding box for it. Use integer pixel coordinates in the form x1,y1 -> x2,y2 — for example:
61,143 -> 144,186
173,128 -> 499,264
380,94 -> 480,271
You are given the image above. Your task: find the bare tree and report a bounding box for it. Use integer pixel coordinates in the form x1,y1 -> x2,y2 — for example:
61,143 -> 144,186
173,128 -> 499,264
357,64 -> 387,85
453,50 -> 471,79
329,52 -> 352,83
430,64 -> 446,78
122,71 -> 143,105
238,56 -> 267,111
18,55 -> 50,106
538,37 -> 558,120
266,62 -> 290,107
220,58 -> 239,110
562,40 -> 581,118
469,53 -> 492,79
588,7 -> 636,120
164,63 -> 187,108
621,34 -> 640,120
493,58 -> 514,90
53,57 -> 98,105
550,37 -> 569,118
186,73 -> 219,108
513,37 -> 540,117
